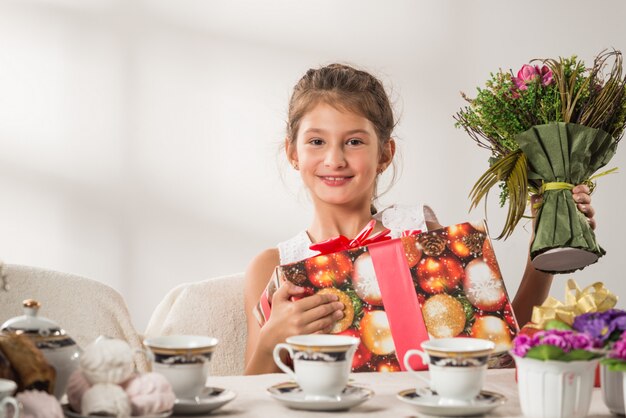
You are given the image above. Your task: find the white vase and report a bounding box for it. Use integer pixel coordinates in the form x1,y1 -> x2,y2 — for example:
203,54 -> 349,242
514,355 -> 598,418
600,364 -> 625,415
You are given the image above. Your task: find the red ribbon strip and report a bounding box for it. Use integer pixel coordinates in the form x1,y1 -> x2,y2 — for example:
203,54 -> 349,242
369,237 -> 429,371
309,220 -> 392,255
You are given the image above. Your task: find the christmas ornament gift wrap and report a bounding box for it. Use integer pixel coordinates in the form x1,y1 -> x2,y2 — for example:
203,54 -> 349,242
256,221 -> 519,372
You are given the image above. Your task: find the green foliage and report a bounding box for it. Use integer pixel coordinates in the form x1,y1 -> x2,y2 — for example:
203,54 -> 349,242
498,182 -> 509,208
560,349 -> 602,361
526,345 -> 602,361
544,319 -> 572,331
601,358 -> 626,371
469,151 -> 528,239
345,288 -> 363,329
526,344 -> 565,361
609,85 -> 626,138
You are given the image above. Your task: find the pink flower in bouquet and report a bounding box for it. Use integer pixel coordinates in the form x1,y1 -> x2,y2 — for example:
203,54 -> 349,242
512,64 -> 553,90
513,64 -> 538,90
538,65 -> 553,86
608,331 -> 626,360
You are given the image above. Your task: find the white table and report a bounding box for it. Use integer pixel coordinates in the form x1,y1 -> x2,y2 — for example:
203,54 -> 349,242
190,369 -> 615,417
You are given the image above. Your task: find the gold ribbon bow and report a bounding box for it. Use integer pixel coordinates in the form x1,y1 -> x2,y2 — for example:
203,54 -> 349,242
530,279 -> 618,328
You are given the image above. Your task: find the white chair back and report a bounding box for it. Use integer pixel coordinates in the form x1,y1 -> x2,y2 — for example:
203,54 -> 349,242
145,273 -> 247,376
0,264 -> 147,371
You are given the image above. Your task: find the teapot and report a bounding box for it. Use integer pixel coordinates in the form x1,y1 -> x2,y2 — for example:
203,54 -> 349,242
1,299 -> 81,399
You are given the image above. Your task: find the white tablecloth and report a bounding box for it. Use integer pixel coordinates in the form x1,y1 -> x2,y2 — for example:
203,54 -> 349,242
189,369 -> 614,417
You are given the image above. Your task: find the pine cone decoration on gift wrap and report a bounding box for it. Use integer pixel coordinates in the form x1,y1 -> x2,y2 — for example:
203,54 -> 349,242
281,263 -> 309,286
462,232 -> 486,257
417,234 -> 447,257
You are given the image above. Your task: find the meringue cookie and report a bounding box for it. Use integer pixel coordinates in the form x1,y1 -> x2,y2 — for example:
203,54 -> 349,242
80,337 -> 134,384
16,390 -> 63,418
66,370 -> 91,413
123,372 -> 176,415
81,383 -> 131,418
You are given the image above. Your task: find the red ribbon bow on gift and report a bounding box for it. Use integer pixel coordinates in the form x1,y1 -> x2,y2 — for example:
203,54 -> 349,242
308,220 -> 393,255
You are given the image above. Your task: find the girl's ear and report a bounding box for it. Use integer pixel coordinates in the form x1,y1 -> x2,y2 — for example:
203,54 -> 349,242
378,138 -> 396,170
285,137 -> 298,168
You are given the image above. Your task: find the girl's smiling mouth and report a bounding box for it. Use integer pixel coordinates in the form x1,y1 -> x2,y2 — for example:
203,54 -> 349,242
318,176 -> 354,186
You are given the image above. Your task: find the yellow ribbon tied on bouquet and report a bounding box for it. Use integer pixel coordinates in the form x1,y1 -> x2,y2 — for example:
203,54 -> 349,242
530,279 -> 618,328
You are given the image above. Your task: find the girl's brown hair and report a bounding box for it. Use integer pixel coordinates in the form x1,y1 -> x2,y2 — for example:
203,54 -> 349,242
286,63 -> 398,208
287,63 -> 396,152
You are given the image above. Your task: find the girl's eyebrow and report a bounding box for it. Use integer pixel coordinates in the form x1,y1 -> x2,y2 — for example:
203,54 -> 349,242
302,128 -> 326,135
345,129 -> 371,136
302,128 -> 371,136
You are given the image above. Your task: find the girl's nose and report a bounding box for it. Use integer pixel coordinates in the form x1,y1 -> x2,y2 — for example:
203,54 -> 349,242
324,146 -> 347,169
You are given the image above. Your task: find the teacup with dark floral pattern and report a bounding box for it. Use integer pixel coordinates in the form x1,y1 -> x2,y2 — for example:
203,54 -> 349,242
273,334 -> 359,399
143,335 -> 218,399
404,337 -> 495,404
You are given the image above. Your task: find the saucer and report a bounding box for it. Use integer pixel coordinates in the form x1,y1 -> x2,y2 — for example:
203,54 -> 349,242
173,386 -> 236,415
397,387 -> 507,417
267,381 -> 373,411
63,405 -> 171,418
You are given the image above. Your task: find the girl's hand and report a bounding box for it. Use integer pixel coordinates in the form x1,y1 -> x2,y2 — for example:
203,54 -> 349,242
262,281 -> 345,346
572,184 -> 596,230
529,184 -> 596,230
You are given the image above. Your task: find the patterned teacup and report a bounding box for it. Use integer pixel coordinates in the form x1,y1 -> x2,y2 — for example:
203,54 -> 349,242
273,334 -> 359,399
404,338 -> 495,404
143,335 -> 218,400
0,379 -> 19,418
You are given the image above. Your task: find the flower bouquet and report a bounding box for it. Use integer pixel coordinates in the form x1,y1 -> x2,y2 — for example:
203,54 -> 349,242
455,50 -> 626,273
512,328 -> 603,418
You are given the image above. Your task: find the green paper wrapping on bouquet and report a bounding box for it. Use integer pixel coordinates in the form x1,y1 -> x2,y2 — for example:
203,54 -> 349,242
515,122 -> 618,273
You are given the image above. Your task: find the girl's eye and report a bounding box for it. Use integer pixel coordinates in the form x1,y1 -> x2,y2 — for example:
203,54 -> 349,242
347,138 -> 364,146
309,138 -> 324,146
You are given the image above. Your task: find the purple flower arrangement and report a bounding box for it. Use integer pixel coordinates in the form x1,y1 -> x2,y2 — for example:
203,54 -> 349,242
572,309 -> 626,347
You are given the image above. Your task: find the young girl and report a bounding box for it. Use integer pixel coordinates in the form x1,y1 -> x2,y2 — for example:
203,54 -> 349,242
243,63 -> 596,375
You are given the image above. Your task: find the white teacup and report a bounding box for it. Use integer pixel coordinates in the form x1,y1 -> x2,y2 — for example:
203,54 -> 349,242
273,334 -> 359,399
0,379 -> 19,418
404,338 -> 495,405
143,335 -> 218,400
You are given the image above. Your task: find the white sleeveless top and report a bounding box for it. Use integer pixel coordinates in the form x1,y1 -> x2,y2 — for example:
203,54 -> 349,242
277,204 -> 439,265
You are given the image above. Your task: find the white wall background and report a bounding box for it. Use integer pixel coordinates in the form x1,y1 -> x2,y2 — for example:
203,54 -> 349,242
1,0 -> 625,331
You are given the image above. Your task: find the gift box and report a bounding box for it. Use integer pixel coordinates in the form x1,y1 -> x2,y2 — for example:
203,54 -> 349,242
256,220 -> 519,372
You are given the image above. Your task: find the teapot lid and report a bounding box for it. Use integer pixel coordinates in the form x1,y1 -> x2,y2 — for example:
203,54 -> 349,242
1,299 -> 65,337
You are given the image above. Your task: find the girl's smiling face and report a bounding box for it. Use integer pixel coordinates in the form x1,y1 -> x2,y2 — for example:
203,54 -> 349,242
288,102 -> 392,209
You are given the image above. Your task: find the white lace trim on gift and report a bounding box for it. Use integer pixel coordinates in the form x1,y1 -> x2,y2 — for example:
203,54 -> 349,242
277,204 -> 437,265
